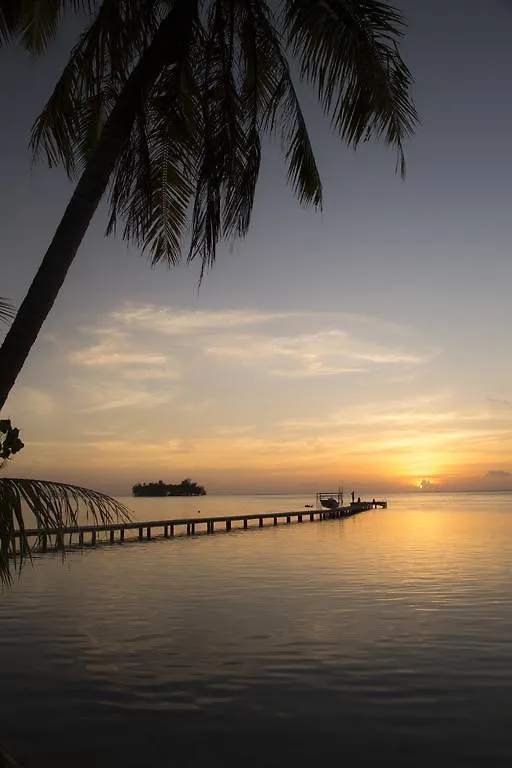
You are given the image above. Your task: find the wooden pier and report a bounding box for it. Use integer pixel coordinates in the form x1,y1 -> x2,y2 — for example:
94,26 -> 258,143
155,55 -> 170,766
13,499 -> 387,553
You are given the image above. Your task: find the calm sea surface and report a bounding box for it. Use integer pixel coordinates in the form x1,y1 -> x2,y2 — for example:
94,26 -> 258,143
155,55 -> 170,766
2,492 -> 512,766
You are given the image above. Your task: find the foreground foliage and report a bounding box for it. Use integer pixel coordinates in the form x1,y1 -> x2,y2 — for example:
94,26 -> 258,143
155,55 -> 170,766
0,477 -> 131,585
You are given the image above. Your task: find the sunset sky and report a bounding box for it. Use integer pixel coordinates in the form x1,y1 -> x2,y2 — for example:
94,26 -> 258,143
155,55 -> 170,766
2,0 -> 512,495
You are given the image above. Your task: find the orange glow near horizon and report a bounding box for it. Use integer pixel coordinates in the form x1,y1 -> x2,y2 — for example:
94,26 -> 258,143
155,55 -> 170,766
3,305 -> 512,496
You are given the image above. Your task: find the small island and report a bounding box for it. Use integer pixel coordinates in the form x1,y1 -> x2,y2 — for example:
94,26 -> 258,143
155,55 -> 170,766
132,478 -> 207,497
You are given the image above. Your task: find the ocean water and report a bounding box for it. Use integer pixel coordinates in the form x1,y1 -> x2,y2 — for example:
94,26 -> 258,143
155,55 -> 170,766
1,492 -> 512,766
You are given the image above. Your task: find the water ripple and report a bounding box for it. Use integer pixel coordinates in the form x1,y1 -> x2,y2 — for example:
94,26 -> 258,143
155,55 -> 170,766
2,493 -> 512,766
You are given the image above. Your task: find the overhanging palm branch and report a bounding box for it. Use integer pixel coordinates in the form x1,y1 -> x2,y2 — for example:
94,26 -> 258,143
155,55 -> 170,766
29,0 -> 417,272
283,0 -> 416,176
0,477 -> 131,585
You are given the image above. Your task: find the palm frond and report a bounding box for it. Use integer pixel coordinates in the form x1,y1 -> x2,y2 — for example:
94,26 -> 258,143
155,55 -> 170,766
186,0 -> 322,274
283,0 -> 417,177
0,298 -> 14,325
0,0 -> 96,52
188,0 -> 245,271
105,11 -> 202,266
30,0 -> 162,175
125,107 -> 197,267
0,1 -> 19,46
0,478 -> 131,585
239,0 -> 323,207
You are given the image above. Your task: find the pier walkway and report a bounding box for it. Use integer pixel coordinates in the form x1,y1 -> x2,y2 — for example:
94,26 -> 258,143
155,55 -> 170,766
14,500 -> 387,553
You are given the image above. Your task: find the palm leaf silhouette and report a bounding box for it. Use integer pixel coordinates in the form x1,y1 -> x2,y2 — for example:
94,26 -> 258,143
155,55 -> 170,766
0,477 -> 131,585
0,298 -> 13,325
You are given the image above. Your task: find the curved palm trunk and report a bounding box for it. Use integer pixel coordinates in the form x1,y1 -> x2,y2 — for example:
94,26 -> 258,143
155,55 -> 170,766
0,0 -> 196,411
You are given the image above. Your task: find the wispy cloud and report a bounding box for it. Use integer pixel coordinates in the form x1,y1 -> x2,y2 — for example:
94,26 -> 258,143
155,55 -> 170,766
71,375 -> 173,414
69,305 -> 431,382
112,304 -> 417,339
73,349 -> 167,367
120,366 -> 181,381
69,327 -> 181,385
112,306 -> 286,335
206,329 -> 429,378
279,393 -> 501,433
70,329 -> 167,368
79,390 -> 170,413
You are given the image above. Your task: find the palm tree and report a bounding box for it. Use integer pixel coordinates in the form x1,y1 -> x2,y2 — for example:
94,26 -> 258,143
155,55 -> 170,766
0,0 -> 417,410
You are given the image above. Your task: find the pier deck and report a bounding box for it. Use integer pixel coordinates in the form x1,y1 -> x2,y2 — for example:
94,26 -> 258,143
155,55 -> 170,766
14,500 -> 387,553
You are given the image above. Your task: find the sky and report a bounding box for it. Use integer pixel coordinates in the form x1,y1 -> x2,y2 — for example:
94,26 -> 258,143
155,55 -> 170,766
1,0 -> 512,496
